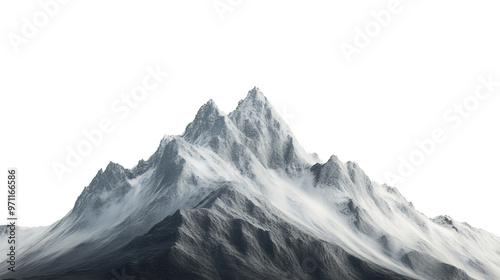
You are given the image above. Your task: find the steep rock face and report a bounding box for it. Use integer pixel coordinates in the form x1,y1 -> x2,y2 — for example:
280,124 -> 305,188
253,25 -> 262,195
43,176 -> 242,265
71,162 -> 133,217
182,100 -> 260,179
228,87 -> 313,174
183,100 -> 233,145
433,215 -> 461,232
311,155 -> 351,189
132,135 -> 174,177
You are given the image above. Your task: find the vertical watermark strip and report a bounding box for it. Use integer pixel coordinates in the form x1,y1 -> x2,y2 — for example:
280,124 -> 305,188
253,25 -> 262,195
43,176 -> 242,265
6,168 -> 17,273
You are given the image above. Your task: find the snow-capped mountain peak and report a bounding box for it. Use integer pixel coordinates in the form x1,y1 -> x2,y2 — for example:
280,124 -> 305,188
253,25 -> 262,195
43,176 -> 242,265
3,88 -> 500,280
182,99 -> 228,143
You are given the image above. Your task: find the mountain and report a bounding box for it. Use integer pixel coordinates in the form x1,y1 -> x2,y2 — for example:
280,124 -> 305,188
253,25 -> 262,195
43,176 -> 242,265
2,87 -> 500,280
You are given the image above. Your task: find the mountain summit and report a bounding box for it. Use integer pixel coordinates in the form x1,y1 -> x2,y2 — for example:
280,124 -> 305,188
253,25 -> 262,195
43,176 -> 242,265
2,88 -> 500,280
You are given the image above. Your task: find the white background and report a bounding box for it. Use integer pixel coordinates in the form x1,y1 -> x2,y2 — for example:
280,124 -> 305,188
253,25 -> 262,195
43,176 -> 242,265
1,0 -> 499,236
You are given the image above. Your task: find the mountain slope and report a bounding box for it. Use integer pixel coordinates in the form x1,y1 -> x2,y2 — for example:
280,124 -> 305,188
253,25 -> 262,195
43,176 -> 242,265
1,88 -> 500,280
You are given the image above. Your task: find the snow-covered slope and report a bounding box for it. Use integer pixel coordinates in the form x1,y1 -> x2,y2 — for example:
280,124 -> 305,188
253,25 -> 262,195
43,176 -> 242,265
2,88 -> 499,280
